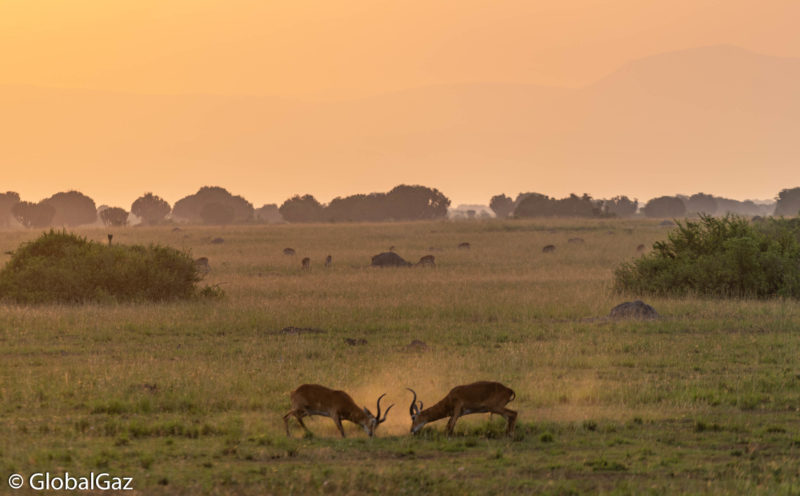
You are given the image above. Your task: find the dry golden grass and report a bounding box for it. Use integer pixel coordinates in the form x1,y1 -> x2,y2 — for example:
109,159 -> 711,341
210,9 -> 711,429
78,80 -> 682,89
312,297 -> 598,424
2,219 -> 800,494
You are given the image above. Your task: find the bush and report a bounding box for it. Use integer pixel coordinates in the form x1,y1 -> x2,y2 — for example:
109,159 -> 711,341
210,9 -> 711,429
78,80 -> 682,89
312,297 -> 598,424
614,215 -> 800,298
0,230 -> 209,304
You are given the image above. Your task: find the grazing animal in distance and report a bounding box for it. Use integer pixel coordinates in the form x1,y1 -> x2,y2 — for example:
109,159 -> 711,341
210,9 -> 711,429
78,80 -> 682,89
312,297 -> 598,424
194,257 -> 211,275
458,242 -> 471,250
283,384 -> 393,438
283,247 -> 296,256
325,255 -> 332,267
407,381 -> 517,436
107,234 -> 113,246
542,244 -> 556,253
371,252 -> 412,267
302,257 -> 310,269
567,237 -> 584,244
637,244 -> 646,252
416,255 -> 435,267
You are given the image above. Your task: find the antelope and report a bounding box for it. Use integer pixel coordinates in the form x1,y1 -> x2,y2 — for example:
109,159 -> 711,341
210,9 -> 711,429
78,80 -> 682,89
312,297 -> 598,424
194,257 -> 211,275
325,255 -> 332,267
283,384 -> 393,438
301,257 -> 310,269
407,381 -> 517,436
416,255 -> 435,267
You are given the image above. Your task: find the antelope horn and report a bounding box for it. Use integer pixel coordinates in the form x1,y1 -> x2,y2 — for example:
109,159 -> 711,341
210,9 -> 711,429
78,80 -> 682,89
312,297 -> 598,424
407,388 -> 419,416
375,393 -> 385,421
417,400 -> 423,411
375,393 -> 395,423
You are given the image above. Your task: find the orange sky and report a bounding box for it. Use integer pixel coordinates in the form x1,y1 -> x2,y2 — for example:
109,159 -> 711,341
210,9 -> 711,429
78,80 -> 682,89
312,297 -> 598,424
2,0 -> 799,207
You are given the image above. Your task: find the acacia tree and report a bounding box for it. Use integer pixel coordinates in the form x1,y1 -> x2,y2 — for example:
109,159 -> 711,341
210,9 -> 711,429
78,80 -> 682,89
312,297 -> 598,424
685,193 -> 718,216
173,186 -> 253,224
42,190 -> 97,226
775,187 -> 800,217
643,196 -> 686,218
279,195 -> 324,223
254,204 -> 283,223
603,196 -> 638,217
0,191 -> 20,227
199,202 -> 235,225
131,193 -> 171,225
99,207 -> 129,226
12,201 -> 56,228
489,194 -> 514,218
384,185 -> 450,220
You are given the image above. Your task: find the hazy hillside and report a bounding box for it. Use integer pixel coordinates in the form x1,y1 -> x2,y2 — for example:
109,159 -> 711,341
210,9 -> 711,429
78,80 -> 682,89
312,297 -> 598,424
2,45 -> 797,202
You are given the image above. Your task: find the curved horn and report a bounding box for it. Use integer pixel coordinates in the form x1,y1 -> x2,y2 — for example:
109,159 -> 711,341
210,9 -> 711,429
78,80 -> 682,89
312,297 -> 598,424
407,388 -> 419,416
375,393 -> 386,421
374,394 -> 394,424
379,403 -> 394,424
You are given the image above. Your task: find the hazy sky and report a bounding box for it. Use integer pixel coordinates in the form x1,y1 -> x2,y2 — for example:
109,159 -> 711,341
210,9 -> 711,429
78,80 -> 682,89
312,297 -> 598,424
2,0 -> 799,207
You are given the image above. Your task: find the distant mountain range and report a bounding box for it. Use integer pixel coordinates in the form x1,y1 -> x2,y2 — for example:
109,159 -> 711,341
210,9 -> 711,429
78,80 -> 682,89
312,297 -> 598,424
2,45 -> 797,204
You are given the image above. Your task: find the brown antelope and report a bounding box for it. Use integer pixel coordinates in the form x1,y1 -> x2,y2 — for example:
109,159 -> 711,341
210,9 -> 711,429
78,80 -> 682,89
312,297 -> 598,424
194,257 -> 211,275
407,381 -> 517,436
301,257 -> 310,269
416,255 -> 435,267
283,384 -> 393,438
325,255 -> 332,267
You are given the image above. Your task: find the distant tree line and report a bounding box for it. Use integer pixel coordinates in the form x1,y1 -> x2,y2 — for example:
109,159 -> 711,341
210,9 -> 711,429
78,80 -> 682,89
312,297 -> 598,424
489,191 -> 782,219
0,184 -> 451,228
280,185 -> 450,223
0,184 -> 795,229
490,192 -> 638,219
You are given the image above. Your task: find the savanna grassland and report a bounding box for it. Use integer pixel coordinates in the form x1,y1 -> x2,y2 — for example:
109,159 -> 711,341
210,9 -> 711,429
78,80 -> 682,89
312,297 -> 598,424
2,219 -> 800,495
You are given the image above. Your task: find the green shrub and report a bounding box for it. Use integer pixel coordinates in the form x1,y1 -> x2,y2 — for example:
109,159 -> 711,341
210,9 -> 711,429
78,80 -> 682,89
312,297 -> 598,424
0,230 -> 207,304
614,215 -> 800,298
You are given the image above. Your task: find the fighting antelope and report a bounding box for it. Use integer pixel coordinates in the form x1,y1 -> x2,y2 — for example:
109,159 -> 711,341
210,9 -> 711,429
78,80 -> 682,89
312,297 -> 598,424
283,384 -> 393,438
407,381 -> 517,436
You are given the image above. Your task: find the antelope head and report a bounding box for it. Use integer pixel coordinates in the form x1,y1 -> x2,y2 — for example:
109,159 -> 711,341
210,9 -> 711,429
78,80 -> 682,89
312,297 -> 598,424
362,393 -> 393,437
406,388 -> 427,434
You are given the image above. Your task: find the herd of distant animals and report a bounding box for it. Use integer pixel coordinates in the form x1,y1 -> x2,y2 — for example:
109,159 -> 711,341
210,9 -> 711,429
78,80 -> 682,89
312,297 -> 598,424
189,237 -> 650,275
283,381 -> 517,438
182,235 -> 649,437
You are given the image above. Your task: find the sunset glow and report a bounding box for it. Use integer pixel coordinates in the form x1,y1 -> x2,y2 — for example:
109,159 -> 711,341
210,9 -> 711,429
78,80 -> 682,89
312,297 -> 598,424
2,0 -> 799,207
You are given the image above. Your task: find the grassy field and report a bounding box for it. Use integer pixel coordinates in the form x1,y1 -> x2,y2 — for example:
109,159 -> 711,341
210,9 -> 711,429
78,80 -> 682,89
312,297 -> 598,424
2,219 -> 800,495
